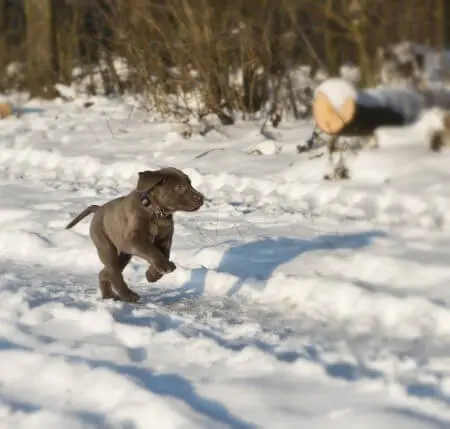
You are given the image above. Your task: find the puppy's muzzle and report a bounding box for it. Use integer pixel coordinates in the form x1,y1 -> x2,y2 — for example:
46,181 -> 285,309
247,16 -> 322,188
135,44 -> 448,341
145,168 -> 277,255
191,191 -> 204,210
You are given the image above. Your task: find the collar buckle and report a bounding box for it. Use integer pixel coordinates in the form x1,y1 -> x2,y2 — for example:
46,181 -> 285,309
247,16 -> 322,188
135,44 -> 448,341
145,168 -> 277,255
139,192 -> 151,207
139,192 -> 170,219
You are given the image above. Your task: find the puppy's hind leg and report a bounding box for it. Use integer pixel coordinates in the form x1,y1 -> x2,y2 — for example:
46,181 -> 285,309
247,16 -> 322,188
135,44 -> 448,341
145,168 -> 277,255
92,231 -> 138,302
99,252 -> 131,300
99,268 -> 114,299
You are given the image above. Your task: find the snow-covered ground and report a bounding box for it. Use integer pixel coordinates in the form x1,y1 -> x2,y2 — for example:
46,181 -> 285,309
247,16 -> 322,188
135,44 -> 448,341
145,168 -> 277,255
1,95 -> 450,429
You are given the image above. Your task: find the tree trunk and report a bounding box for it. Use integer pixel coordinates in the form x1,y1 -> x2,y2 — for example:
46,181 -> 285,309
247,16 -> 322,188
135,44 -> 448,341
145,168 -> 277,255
52,1 -> 68,84
0,0 -> 6,91
24,0 -> 58,98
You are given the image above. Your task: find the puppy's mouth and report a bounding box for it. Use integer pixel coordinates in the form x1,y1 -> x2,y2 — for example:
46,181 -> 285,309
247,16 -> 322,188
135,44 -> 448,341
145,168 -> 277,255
163,202 -> 203,213
179,199 -> 204,212
187,203 -> 203,211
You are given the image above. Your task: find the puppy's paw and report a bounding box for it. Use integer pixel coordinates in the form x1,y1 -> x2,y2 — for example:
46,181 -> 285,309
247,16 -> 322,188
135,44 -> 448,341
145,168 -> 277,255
146,266 -> 163,283
146,261 -> 176,283
154,257 -> 176,275
102,292 -> 120,300
119,290 -> 140,303
168,261 -> 176,272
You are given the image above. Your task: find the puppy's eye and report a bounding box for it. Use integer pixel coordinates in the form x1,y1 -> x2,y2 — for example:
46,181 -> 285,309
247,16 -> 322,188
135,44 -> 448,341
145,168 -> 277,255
175,184 -> 187,194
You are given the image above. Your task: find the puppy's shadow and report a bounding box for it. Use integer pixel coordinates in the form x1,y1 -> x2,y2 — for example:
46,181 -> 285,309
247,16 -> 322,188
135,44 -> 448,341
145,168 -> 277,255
146,229 -> 386,306
144,268 -> 207,306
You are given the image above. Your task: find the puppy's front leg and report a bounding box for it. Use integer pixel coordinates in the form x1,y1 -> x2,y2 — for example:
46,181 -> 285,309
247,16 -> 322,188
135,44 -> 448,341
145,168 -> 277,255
146,234 -> 174,283
125,236 -> 175,275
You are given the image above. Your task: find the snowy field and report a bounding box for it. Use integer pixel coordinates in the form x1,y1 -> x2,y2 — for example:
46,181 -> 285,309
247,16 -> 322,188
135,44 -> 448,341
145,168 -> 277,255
1,95 -> 450,429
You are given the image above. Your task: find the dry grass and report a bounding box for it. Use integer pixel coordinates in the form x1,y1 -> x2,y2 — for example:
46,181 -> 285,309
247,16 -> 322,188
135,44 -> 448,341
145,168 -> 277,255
0,0 -> 445,124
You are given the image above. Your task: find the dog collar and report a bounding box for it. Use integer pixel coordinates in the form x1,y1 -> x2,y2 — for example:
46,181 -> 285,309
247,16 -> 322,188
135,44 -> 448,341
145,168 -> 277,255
139,192 -> 170,218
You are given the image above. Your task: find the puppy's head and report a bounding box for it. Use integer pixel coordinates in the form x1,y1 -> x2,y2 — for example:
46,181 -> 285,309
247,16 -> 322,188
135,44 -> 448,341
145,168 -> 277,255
136,167 -> 204,213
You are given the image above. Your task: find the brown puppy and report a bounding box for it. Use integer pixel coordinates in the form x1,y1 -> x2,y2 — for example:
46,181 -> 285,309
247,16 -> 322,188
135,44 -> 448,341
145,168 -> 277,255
65,167 -> 204,302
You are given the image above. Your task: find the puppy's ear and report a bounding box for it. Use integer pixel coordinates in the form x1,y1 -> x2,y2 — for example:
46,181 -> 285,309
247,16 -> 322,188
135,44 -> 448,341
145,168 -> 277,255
136,170 -> 165,192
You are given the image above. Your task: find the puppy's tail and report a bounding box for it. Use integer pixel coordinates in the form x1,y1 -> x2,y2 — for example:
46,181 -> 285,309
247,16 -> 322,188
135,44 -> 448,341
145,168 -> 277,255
65,205 -> 100,229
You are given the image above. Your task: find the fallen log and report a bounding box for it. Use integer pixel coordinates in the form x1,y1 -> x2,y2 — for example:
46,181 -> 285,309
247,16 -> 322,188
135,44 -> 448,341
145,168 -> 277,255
312,78 -> 450,137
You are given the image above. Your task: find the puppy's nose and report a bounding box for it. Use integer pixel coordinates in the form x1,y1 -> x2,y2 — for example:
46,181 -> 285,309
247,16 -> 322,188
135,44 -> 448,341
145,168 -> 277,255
193,193 -> 204,205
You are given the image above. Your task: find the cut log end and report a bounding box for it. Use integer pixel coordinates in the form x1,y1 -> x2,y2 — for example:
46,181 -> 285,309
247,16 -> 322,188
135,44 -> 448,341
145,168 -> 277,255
313,91 -> 356,134
0,102 -> 13,119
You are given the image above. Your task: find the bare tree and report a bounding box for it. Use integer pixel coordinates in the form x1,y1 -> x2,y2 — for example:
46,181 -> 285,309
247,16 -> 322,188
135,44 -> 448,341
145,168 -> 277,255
24,0 -> 58,97
0,0 -> 6,91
